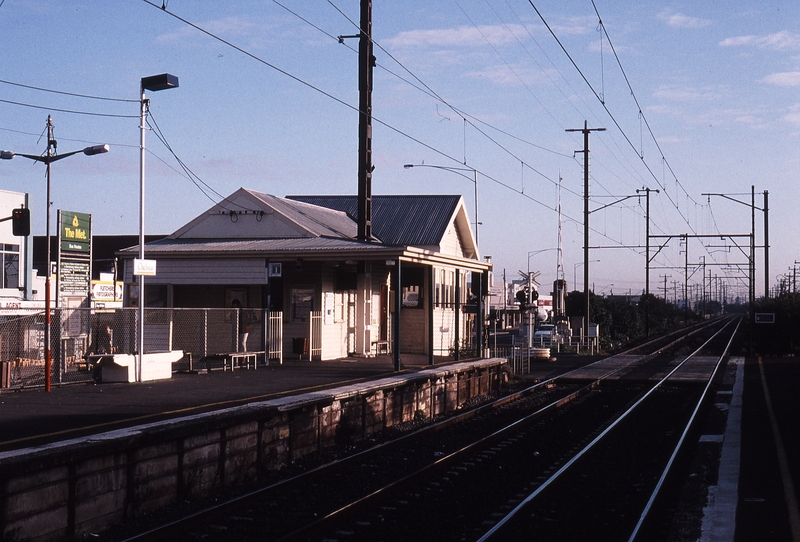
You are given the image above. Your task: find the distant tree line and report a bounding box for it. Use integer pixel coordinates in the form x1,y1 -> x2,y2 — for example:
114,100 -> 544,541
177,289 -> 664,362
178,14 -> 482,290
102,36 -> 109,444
564,291 -> 697,351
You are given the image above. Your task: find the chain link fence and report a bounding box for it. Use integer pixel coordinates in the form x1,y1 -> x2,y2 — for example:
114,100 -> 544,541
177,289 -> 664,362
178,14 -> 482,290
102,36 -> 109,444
0,307 -> 282,390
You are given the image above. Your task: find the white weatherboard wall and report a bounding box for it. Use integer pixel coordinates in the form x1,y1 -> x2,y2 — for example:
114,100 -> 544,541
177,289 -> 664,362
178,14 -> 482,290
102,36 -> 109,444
126,259 -> 268,285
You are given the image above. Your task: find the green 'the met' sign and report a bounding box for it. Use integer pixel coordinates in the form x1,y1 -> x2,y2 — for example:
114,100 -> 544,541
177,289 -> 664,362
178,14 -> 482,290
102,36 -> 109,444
60,211 -> 91,252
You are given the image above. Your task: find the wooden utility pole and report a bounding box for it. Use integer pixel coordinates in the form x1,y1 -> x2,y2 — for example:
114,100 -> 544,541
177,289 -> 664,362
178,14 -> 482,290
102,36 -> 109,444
357,0 -> 374,242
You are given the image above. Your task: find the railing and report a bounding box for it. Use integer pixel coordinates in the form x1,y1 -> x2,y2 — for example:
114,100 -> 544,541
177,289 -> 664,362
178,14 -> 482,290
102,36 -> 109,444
488,334 -> 600,376
0,307 -> 285,391
269,311 -> 283,364
309,311 -> 322,361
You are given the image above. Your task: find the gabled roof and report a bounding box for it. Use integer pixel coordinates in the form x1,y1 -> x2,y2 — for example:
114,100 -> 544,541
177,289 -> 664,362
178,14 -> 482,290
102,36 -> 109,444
168,188 -> 358,240
287,195 -> 460,247
121,189 -> 481,265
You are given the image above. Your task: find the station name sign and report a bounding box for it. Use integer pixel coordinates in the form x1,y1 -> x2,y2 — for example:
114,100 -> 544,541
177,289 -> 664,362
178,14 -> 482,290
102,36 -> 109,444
60,211 -> 91,253
754,312 -> 775,324
134,259 -> 157,276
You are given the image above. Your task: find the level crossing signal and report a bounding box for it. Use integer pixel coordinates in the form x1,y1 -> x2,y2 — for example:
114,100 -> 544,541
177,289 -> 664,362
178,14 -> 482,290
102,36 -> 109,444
11,207 -> 30,237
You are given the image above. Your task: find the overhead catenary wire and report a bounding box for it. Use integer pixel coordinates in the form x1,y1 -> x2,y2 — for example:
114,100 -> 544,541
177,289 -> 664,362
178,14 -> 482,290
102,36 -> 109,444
139,0 -> 657,264
0,98 -> 138,118
0,79 -> 138,103
525,0 -> 697,234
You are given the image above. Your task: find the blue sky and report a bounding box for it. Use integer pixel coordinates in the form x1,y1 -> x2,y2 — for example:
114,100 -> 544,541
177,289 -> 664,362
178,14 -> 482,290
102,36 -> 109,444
1,0 -> 798,300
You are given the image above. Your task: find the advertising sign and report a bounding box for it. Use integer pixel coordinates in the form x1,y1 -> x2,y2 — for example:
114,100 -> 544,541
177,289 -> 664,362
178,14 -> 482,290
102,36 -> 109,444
91,281 -> 124,302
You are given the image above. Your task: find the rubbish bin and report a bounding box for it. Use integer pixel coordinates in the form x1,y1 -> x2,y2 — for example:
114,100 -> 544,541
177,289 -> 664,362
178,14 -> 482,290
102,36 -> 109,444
1,361 -> 11,388
292,337 -> 308,359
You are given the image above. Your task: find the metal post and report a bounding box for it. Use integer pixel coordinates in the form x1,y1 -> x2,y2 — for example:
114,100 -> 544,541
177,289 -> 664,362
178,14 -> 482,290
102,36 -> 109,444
473,168 -> 479,247
138,74 -> 178,381
138,84 -> 147,382
751,185 -> 755,303
764,190 -> 769,299
454,269 -> 460,362
45,117 -> 53,392
583,125 -> 589,341
393,260 -> 401,371
566,121 -> 605,342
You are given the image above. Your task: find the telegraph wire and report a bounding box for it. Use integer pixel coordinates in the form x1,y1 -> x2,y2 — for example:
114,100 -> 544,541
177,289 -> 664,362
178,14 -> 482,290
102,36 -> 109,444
0,98 -> 137,118
589,0 -> 698,209
0,79 -> 138,103
146,109 -> 238,209
142,1 -> 649,261
525,1 -> 695,231
325,0 -> 570,185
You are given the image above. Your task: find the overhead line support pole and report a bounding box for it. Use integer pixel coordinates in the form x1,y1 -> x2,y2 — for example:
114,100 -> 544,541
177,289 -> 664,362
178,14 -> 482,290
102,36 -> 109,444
566,121 -> 605,342
637,187 -> 659,336
357,0 -> 373,242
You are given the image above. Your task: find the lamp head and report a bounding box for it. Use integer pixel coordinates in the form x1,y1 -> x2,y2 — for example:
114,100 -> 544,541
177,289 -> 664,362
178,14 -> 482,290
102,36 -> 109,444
141,73 -> 179,92
0,151 -> 14,160
83,144 -> 109,156
403,164 -> 414,169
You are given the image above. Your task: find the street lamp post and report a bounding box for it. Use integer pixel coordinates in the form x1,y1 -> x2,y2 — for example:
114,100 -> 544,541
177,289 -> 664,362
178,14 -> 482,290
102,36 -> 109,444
403,163 -> 479,247
404,162 -> 483,356
1,115 -> 108,391
138,74 -> 179,382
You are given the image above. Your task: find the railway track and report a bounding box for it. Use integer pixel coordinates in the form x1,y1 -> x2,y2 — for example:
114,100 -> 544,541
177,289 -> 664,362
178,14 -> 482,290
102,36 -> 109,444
105,318 -> 739,541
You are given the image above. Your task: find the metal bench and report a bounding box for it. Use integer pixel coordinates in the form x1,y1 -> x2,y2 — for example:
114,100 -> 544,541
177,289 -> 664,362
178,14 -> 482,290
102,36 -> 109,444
218,351 -> 265,371
372,340 -> 389,355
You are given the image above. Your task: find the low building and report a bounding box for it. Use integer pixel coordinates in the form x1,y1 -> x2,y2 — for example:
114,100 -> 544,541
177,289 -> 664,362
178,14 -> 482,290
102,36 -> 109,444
117,188 -> 491,363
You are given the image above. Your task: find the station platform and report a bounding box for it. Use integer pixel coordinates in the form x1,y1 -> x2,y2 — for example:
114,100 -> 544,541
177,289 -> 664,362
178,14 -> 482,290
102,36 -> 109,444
0,354 -> 441,453
0,353 -> 797,541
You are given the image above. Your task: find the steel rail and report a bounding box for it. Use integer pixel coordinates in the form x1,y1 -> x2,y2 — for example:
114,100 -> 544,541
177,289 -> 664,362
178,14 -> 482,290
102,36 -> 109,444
477,318 -> 738,541
628,316 -> 741,540
276,322 -> 726,541
119,321 -> 723,542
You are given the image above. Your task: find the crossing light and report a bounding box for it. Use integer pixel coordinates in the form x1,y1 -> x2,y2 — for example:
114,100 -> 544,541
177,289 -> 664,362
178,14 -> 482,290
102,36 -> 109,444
11,207 -> 30,236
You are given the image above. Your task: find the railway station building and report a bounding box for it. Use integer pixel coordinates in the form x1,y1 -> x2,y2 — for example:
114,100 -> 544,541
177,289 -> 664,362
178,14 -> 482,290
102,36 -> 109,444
117,188 -> 491,363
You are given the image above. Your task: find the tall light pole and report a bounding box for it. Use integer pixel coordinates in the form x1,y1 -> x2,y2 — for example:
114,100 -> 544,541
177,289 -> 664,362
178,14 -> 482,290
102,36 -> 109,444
1,115 -> 108,391
403,163 -> 479,247
139,74 -> 178,382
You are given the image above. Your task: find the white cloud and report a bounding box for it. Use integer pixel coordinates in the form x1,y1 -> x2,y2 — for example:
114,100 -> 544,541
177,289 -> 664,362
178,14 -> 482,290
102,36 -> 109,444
762,72 -> 800,87
720,31 -> 800,50
386,24 -> 524,49
156,16 -> 281,46
658,10 -> 711,29
464,64 -> 543,87
785,104 -> 800,126
652,84 -> 719,102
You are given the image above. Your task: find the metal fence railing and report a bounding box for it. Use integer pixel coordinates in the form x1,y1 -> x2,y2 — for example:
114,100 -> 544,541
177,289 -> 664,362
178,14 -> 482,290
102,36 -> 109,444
487,335 -> 600,376
0,307 -> 285,391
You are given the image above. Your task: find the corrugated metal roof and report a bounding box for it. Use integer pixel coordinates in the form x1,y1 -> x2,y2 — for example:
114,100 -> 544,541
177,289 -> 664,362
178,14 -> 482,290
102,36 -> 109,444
286,195 -> 460,246
245,190 -> 359,239
119,236 -> 402,257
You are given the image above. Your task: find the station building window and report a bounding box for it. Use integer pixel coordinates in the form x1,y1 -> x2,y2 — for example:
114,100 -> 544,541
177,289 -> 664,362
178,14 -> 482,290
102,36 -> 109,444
1,244 -> 19,289
291,287 -> 314,323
